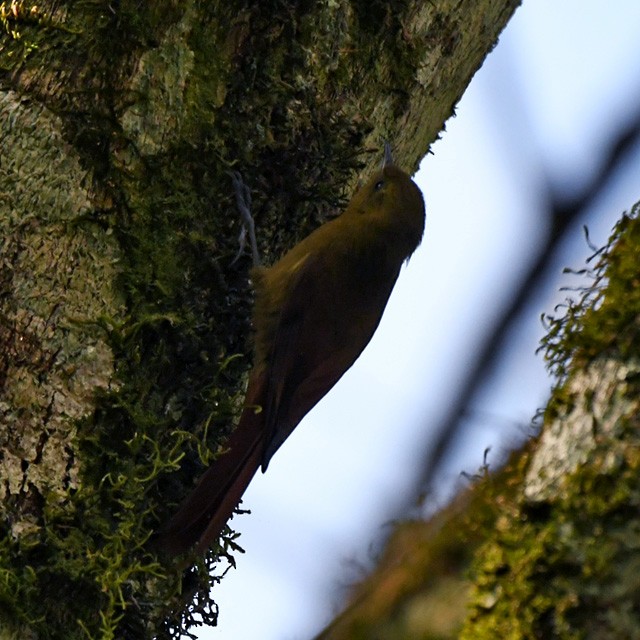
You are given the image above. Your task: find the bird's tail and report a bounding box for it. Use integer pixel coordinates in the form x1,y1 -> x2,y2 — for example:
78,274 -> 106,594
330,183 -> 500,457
156,373 -> 266,557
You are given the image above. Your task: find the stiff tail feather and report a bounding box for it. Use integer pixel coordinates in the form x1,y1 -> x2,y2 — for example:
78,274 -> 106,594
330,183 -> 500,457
157,373 -> 266,556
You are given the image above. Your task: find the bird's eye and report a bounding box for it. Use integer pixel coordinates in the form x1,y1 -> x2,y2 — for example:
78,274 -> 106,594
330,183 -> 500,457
374,180 -> 384,191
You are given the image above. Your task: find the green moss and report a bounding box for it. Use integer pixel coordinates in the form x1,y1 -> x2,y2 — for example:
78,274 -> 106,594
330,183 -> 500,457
1,3 -> 243,636
464,453 -> 640,638
541,204 -> 640,382
1,0 -> 489,636
462,203 -> 640,639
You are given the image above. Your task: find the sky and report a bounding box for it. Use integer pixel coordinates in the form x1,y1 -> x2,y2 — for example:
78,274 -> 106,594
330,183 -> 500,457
199,1 -> 640,638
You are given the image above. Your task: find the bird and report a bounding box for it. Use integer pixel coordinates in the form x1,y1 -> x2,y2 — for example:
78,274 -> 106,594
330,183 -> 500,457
157,145 -> 425,556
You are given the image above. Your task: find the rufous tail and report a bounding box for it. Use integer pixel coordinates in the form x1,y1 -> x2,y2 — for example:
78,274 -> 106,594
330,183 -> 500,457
157,373 -> 265,557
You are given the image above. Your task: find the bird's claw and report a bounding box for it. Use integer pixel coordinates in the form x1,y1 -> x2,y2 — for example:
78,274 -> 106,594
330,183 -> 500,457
228,171 -> 261,267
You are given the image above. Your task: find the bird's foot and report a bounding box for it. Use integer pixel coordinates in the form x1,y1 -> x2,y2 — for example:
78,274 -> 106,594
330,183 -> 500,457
228,171 -> 261,267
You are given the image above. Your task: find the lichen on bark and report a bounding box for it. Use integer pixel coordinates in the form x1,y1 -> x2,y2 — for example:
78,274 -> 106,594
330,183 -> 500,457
0,89 -> 122,527
0,0 -> 521,637
462,203 -> 640,639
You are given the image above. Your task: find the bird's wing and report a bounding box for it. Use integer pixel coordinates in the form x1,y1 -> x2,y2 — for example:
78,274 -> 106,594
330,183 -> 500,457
260,249 -> 388,469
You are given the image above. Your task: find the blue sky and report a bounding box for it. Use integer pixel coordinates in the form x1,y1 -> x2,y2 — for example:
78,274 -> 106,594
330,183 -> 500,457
201,2 -> 640,638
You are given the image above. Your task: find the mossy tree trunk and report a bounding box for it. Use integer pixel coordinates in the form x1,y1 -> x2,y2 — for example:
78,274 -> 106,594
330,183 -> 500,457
0,1 -> 519,638
462,207 -> 640,639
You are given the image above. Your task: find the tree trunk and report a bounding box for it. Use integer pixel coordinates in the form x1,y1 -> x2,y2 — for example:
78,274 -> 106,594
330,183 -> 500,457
0,1 -> 519,637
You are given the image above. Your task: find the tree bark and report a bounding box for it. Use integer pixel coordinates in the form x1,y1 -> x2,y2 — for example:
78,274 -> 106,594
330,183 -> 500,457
462,207 -> 640,639
0,1 -> 519,637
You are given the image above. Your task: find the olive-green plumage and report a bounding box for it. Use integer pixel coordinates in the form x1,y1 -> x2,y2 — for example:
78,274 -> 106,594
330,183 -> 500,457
159,160 -> 425,556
